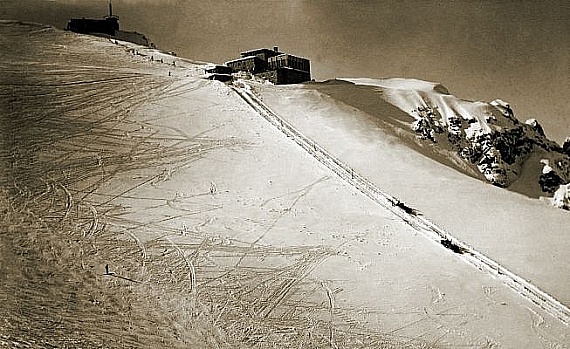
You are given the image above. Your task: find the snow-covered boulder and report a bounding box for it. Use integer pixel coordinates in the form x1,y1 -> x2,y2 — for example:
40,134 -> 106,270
551,184 -> 570,210
539,159 -> 565,193
490,99 -> 515,120
525,118 -> 545,137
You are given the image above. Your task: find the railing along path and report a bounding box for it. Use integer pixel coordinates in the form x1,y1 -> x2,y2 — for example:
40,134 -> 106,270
232,83 -> 570,326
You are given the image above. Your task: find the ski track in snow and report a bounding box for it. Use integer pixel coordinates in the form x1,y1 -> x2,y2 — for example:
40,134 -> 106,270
232,82 -> 570,327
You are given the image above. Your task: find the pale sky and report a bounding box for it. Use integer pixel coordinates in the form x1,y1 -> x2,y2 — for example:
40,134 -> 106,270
2,0 -> 568,142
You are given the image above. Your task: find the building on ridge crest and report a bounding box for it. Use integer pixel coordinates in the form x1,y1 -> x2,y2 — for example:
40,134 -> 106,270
66,0 -> 153,47
225,46 -> 311,84
66,0 -> 118,36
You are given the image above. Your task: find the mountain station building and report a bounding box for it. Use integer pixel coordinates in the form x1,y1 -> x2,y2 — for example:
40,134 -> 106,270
66,1 -> 152,47
225,47 -> 311,84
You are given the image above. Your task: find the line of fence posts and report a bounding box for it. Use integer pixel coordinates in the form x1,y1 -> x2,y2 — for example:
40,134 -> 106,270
239,87 -> 486,247
234,84 -> 570,325
237,86 -> 399,213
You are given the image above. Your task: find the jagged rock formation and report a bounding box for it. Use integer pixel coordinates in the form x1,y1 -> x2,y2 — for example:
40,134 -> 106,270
411,97 -> 568,188
343,78 -> 570,209
552,184 -> 570,210
563,137 -> 570,157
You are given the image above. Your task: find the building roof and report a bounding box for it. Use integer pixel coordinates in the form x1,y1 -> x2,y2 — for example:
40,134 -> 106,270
240,48 -> 282,57
269,53 -> 310,61
225,56 -> 258,65
205,65 -> 233,74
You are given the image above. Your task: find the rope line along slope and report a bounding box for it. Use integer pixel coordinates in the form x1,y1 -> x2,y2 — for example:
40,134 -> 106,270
231,82 -> 570,326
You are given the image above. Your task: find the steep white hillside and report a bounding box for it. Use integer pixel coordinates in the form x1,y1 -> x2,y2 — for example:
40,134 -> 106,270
256,81 -> 570,309
1,22 -> 569,348
341,78 -> 570,205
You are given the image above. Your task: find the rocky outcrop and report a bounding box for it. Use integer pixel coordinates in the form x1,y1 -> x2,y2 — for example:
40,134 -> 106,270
562,137 -> 570,157
358,78 -> 570,209
552,184 -> 570,210
409,98 -> 567,188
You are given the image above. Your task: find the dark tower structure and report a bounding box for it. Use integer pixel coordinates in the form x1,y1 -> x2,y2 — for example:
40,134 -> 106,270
105,0 -> 119,28
66,1 -> 152,47
67,0 -> 118,35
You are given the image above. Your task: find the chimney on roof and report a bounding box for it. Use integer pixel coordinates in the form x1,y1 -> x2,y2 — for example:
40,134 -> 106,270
273,46 -> 279,52
109,0 -> 113,17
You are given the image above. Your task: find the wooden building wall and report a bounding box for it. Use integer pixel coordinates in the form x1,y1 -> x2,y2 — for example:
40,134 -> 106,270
226,57 -> 266,74
268,54 -> 310,74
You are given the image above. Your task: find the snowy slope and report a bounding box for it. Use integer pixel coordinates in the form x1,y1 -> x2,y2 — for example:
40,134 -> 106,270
256,81 -> 570,307
2,22 -> 569,348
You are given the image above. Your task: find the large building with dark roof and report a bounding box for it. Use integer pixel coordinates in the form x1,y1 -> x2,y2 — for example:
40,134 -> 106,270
225,47 -> 311,85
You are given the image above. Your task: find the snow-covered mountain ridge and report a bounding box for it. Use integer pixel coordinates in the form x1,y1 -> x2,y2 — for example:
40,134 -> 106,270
2,22 -> 570,347
341,78 -> 570,209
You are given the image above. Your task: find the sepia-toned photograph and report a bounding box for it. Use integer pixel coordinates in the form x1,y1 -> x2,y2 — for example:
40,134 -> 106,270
1,1 -> 568,347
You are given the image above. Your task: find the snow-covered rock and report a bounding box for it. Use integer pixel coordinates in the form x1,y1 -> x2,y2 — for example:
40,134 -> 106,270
539,159 -> 569,194
552,184 -> 570,210
562,137 -> 570,157
525,118 -> 546,137
342,78 -> 570,207
541,159 -> 554,174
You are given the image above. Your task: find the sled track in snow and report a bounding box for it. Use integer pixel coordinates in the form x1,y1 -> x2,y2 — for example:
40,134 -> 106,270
232,83 -> 570,326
